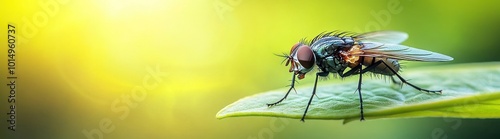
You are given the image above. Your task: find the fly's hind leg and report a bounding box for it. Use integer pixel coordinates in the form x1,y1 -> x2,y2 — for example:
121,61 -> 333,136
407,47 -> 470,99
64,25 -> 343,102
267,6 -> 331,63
367,60 -> 442,94
340,58 -> 441,121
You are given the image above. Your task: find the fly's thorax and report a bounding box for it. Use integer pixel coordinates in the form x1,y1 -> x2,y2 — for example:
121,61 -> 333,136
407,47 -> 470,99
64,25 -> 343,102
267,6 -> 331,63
341,36 -> 355,45
311,40 -> 356,74
312,45 -> 344,74
300,33 -> 363,76
362,57 -> 400,75
310,36 -> 351,57
322,56 -> 347,73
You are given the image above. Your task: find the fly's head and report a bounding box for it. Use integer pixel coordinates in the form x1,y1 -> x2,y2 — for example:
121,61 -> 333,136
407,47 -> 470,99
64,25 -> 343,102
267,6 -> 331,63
282,43 -> 316,80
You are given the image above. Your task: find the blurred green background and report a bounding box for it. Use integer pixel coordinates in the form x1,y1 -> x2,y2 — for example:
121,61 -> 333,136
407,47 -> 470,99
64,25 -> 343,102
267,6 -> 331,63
1,0 -> 499,138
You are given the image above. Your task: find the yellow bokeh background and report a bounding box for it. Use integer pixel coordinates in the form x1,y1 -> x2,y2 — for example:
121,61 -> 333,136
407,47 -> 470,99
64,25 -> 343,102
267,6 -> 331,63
1,0 -> 500,139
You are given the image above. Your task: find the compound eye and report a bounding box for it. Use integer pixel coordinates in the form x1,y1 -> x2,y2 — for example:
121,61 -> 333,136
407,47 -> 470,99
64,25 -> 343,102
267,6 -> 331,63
296,46 -> 315,69
290,43 -> 301,55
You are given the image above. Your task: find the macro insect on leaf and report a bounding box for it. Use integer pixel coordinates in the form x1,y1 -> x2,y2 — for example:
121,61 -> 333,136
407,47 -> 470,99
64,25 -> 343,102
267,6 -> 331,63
268,31 -> 454,122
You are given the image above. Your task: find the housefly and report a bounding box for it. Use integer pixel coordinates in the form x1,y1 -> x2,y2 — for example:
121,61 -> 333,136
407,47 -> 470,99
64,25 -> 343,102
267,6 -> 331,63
267,31 -> 453,122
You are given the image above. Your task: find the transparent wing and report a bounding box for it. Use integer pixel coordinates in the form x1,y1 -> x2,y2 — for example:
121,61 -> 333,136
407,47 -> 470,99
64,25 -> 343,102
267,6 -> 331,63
355,31 -> 408,44
357,42 -> 453,62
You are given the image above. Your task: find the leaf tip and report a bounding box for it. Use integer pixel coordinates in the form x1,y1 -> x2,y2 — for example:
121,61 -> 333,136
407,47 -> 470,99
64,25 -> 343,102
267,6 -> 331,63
215,108 -> 228,119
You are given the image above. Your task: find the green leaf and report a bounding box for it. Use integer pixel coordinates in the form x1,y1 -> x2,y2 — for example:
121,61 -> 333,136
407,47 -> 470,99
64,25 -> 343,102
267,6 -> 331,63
216,62 -> 500,123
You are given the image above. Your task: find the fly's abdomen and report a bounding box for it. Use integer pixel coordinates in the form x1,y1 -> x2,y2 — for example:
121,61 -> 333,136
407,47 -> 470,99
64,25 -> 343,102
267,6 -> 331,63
362,57 -> 400,75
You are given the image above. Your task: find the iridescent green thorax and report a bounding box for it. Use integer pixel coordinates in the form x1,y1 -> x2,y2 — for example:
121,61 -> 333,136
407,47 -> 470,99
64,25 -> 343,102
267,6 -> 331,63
306,32 -> 358,76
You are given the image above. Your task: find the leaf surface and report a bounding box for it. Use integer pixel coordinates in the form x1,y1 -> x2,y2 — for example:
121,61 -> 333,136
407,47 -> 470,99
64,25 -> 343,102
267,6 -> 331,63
216,62 -> 500,123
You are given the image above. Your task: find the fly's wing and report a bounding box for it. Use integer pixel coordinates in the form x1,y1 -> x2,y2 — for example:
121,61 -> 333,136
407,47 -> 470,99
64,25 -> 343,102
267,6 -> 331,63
357,42 -> 454,62
355,31 -> 408,44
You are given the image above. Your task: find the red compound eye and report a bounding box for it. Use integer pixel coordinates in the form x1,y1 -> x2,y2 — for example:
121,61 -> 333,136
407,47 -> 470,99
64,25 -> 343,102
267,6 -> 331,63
296,46 -> 315,69
290,43 -> 301,55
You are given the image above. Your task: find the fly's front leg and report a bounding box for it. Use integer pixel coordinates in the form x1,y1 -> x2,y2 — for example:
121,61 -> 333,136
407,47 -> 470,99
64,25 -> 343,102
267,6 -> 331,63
301,71 -> 327,122
267,72 -> 297,106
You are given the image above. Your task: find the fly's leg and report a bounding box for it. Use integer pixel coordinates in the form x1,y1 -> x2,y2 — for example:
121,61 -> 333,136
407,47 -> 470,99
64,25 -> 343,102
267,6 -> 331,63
267,72 -> 297,106
340,58 -> 365,121
366,60 -> 442,94
300,72 -> 327,122
339,58 -> 442,121
356,64 -> 364,121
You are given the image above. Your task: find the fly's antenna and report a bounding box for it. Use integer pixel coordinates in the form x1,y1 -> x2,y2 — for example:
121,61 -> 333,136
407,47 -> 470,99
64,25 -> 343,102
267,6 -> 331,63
273,52 -> 289,58
274,53 -> 290,65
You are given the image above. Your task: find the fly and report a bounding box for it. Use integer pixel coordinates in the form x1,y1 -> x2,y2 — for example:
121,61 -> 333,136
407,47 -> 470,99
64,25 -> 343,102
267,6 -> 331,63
267,31 -> 453,122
